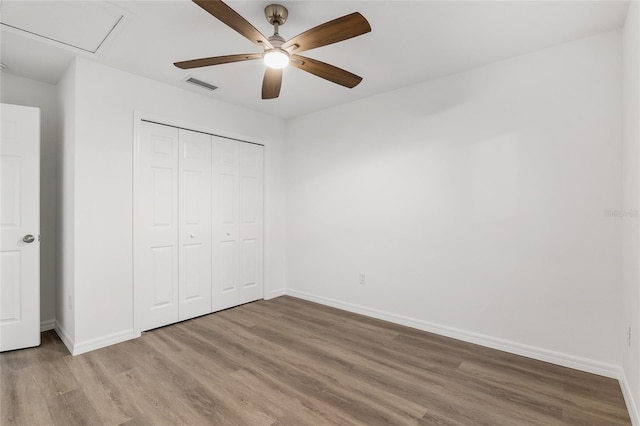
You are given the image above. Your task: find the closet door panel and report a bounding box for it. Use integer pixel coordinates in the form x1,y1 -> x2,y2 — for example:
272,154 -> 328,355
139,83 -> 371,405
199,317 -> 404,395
219,240 -> 238,292
135,122 -> 180,331
211,137 -> 240,311
178,129 -> 212,321
238,143 -> 264,304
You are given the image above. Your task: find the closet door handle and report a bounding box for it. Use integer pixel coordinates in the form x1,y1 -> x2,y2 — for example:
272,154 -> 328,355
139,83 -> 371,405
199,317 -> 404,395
23,234 -> 35,244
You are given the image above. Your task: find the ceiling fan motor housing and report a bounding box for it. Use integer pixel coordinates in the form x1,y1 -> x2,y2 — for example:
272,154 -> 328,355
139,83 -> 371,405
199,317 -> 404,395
268,33 -> 286,48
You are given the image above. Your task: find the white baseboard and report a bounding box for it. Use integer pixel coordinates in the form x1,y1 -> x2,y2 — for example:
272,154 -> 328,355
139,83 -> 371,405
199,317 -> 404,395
72,329 -> 140,356
54,322 -> 139,356
620,370 -> 640,425
54,321 -> 74,355
285,289 -> 621,379
40,319 -> 55,332
266,288 -> 286,299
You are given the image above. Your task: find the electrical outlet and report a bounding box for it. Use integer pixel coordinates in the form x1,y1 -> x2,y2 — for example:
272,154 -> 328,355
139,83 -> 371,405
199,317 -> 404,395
68,295 -> 73,310
359,273 -> 366,285
628,326 -> 632,348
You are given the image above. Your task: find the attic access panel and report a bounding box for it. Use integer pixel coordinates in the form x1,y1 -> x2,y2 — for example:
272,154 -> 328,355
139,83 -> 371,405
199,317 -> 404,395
1,1 -> 123,53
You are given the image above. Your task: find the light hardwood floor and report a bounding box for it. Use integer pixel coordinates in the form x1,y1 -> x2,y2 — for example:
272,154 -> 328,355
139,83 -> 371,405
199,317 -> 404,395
0,296 -> 631,425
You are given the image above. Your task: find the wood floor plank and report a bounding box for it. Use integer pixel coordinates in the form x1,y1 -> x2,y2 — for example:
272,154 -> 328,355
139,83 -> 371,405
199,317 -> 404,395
457,359 -> 629,422
45,388 -> 101,426
1,366 -> 54,425
185,318 -> 407,424
113,366 -> 205,425
214,315 -> 430,421
0,296 -> 631,425
234,308 -> 457,395
157,320 -> 357,425
142,329 -> 281,425
64,352 -> 139,425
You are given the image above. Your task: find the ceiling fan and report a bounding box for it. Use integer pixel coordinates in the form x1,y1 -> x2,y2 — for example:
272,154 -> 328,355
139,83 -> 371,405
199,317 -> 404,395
174,0 -> 371,99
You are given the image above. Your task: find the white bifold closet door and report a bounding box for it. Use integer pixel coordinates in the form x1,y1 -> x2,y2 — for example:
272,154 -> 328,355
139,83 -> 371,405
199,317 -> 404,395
136,121 -> 263,333
135,122 -> 211,331
178,129 -> 212,321
211,136 -> 264,312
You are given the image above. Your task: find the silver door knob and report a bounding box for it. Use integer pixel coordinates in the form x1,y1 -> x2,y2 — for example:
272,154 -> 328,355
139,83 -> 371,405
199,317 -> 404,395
23,234 -> 35,243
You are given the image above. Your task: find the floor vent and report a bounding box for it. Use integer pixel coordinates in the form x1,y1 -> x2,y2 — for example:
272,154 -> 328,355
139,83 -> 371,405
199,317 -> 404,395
184,76 -> 218,91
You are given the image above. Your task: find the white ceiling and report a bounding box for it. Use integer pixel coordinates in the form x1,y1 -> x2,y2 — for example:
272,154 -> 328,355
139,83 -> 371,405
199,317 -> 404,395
0,0 -> 630,119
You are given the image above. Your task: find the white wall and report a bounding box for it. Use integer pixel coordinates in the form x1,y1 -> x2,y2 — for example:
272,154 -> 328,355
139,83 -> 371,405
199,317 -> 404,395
0,72 -> 59,329
56,61 -> 77,344
62,58 -> 287,352
286,31 -> 623,372
622,1 -> 640,422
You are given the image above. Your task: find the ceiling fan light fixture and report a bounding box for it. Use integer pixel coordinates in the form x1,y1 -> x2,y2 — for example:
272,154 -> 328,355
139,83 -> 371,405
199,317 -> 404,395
263,49 -> 289,69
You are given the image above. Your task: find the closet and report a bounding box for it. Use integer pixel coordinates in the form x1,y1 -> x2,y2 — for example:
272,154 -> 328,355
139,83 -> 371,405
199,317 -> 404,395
134,120 -> 263,332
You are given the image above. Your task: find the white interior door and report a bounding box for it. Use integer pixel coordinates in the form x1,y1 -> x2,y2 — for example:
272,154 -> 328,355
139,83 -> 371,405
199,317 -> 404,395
0,103 -> 40,352
178,129 -> 212,321
212,137 -> 263,311
135,121 -> 180,331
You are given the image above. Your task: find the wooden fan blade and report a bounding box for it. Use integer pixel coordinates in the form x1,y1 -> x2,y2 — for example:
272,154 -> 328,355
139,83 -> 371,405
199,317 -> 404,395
282,12 -> 371,53
262,67 -> 282,99
290,55 -> 362,88
193,0 -> 273,49
174,53 -> 262,69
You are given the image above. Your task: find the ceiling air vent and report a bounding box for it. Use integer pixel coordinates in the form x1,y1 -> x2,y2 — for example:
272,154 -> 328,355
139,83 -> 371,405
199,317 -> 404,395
183,76 -> 218,91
